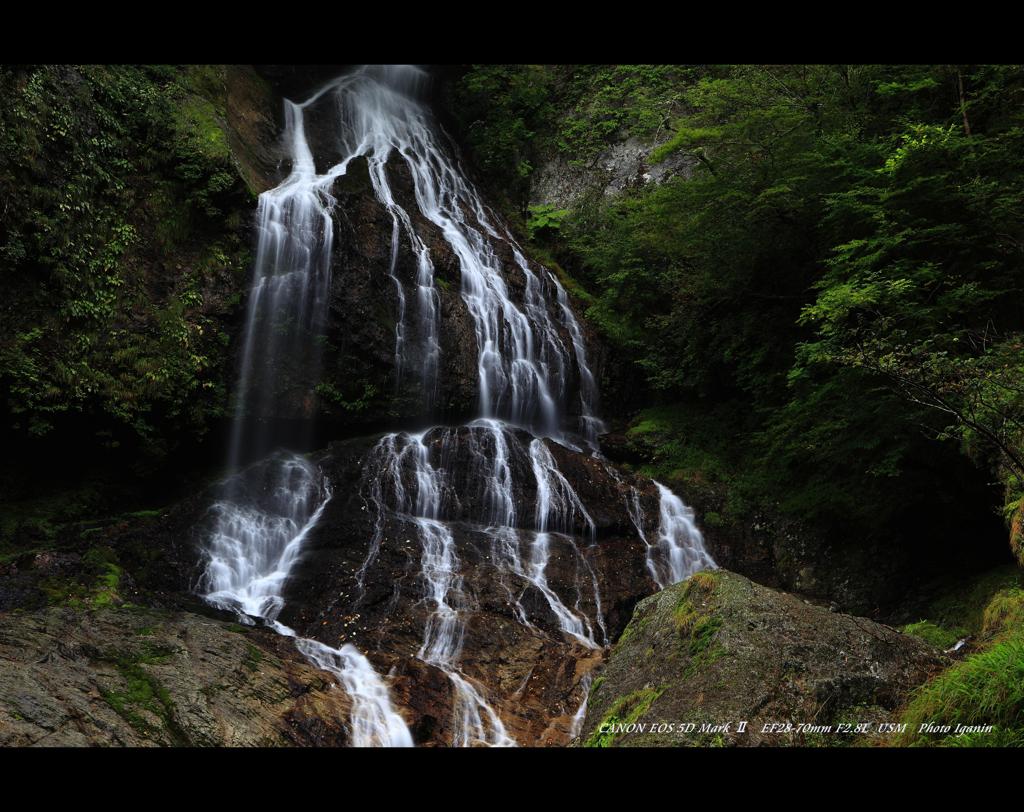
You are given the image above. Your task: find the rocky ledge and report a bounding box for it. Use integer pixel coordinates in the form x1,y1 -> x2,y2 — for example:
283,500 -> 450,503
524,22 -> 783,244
577,570 -> 948,747
0,606 -> 353,746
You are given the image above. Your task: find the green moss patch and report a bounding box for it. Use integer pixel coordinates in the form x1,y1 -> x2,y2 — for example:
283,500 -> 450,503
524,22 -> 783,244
242,644 -> 263,672
584,687 -> 664,748
98,644 -> 182,742
902,620 -> 965,651
673,571 -> 723,656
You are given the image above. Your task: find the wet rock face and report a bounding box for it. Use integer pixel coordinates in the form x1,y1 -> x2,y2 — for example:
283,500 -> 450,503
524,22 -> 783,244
578,570 -> 947,747
83,427 -> 664,747
231,106 -> 603,438
0,606 -> 352,746
272,428 -> 663,746
316,154 -> 598,434
319,157 -> 481,429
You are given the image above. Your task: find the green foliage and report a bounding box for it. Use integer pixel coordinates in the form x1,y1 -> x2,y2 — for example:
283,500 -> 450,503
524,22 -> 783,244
525,203 -> 568,241
913,564 -> 1024,637
561,71 -> 842,401
896,633 -> 1024,746
902,620 -> 964,650
795,107 -> 1024,488
448,65 -> 694,212
896,573 -> 1024,746
0,65 -> 249,463
91,563 -> 123,608
0,477 -> 106,548
315,381 -> 379,413
624,401 -> 766,526
981,588 -> 1024,637
553,65 -> 692,163
458,64 -> 1024,548
446,65 -> 556,209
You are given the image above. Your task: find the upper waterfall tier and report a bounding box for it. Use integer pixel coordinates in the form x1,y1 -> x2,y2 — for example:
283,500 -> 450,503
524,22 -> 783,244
231,65 -> 605,451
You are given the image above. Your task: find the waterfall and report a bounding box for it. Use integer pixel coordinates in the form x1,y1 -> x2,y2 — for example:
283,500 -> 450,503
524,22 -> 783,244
198,64 -> 714,748
227,99 -> 335,472
529,438 -> 604,646
569,673 -> 593,740
295,637 -> 413,748
202,454 -> 328,623
651,481 -> 718,588
627,485 -> 664,587
289,65 -> 597,441
360,428 -> 516,746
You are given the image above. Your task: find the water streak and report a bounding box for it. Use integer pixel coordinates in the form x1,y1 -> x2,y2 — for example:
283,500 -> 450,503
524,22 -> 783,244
302,66 -> 599,439
363,429 -> 516,746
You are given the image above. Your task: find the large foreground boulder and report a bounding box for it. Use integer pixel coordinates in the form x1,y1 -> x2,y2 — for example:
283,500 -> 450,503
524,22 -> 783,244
0,606 -> 353,746
578,570 -> 948,747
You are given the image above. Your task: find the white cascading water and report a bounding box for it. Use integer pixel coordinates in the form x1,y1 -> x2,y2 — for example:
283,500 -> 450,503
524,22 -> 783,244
200,455 -> 412,747
464,419 -> 604,647
529,438 -> 606,646
569,672 -> 593,740
291,65 -> 596,440
199,73 -> 413,747
201,64 -> 714,748
323,66 -> 712,744
360,428 -> 515,746
627,484 -> 664,587
651,481 -> 718,588
358,418 -> 619,745
203,454 -> 327,622
226,98 -> 335,471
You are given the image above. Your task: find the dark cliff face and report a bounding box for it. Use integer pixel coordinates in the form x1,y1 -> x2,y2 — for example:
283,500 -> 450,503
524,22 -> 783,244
315,157 -> 481,432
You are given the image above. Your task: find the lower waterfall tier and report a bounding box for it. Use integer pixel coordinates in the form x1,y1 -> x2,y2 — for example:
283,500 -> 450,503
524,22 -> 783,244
271,424 -> 705,746
124,422 -> 712,746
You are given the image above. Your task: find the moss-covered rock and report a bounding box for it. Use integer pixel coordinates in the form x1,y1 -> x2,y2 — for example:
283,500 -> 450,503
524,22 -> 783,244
578,570 -> 946,747
1010,501 -> 1024,568
0,606 -> 354,746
